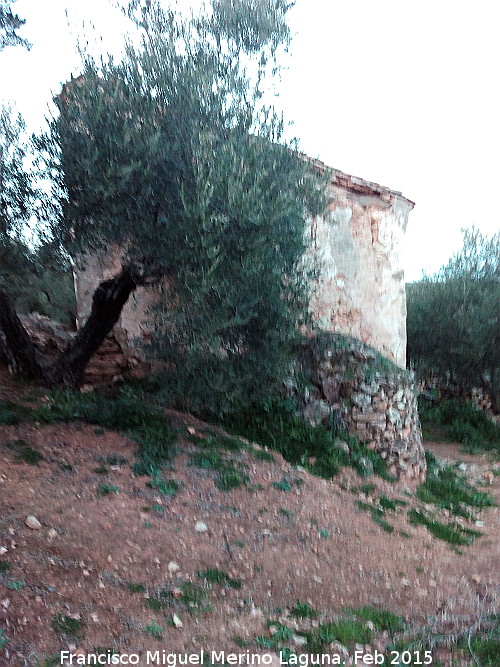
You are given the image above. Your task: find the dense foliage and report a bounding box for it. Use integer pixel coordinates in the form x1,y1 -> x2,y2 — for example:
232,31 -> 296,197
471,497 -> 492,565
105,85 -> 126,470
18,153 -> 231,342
43,0 -> 324,410
407,227 -> 500,409
418,397 -> 500,454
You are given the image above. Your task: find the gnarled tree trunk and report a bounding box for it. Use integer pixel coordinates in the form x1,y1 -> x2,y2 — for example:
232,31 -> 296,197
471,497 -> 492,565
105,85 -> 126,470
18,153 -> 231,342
0,265 -> 141,388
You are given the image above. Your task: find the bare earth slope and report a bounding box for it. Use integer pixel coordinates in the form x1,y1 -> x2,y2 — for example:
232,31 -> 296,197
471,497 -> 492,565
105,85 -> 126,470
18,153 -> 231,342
0,371 -> 498,666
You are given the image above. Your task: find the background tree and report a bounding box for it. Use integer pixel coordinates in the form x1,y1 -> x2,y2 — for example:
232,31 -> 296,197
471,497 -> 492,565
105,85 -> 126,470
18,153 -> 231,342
0,0 -> 30,51
407,227 -> 500,410
1,0 -> 325,400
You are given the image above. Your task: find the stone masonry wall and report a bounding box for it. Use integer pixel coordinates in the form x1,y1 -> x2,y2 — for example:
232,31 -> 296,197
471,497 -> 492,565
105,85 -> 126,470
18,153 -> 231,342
287,332 -> 426,482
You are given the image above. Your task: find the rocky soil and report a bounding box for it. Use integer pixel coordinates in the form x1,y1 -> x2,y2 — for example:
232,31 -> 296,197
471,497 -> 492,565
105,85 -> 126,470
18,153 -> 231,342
0,370 -> 498,667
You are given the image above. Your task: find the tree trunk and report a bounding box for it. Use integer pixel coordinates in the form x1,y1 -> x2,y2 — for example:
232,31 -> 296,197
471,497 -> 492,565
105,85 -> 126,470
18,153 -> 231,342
0,288 -> 44,379
0,265 -> 141,388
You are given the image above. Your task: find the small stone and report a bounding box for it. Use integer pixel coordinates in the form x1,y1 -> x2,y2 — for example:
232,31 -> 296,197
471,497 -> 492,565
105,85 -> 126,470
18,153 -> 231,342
458,463 -> 467,472
0,546 -> 7,555
47,528 -> 58,540
400,578 -> 411,587
475,520 -> 484,527
25,515 -> 42,530
187,427 -> 196,435
167,561 -> 180,573
1,598 -> 10,609
292,635 -> 307,646
90,612 -> 99,623
172,613 -> 183,628
471,574 -> 481,584
195,521 -> 208,532
483,471 -> 494,485
365,621 -> 375,631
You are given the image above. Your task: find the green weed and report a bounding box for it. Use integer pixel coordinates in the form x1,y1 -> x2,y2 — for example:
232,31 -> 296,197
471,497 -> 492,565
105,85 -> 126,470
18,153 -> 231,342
197,569 -> 241,589
35,387 -> 176,471
189,450 -> 248,491
218,397 -> 393,481
7,580 -> 25,590
0,560 -> 11,573
144,621 -> 163,640
51,613 -> 85,638
147,581 -> 212,615
419,398 -> 500,454
147,474 -> 180,496
306,619 -> 372,651
0,628 -> 8,649
417,452 -> 494,518
0,399 -> 33,425
97,482 -> 120,496
290,602 -> 318,619
6,439 -> 44,465
251,448 -> 275,462
272,477 -> 293,491
408,508 -> 481,546
127,583 -> 146,593
232,636 -> 251,648
349,606 -> 405,636
357,501 -> 394,534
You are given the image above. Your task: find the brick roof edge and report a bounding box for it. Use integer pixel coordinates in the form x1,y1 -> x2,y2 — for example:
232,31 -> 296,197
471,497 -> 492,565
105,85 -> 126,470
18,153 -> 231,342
303,154 -> 415,209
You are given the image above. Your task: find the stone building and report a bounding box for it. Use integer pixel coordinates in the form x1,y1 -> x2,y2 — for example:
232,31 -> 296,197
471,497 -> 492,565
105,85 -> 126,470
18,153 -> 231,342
74,160 -> 414,369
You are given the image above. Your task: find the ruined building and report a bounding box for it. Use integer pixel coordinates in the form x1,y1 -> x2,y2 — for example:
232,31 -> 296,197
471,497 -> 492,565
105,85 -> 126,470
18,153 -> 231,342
75,161 -> 414,369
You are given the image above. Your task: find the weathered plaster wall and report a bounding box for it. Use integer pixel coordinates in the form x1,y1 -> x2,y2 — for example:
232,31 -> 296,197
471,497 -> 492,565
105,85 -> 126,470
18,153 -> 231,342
74,246 -> 156,347
306,164 -> 414,368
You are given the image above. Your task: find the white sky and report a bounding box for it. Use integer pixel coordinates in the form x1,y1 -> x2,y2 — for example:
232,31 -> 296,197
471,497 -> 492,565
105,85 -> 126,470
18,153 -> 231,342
1,0 -> 499,281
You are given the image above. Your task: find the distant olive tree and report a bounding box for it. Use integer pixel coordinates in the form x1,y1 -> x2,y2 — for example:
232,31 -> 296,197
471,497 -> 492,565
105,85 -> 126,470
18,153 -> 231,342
407,227 -> 500,410
0,0 -> 30,51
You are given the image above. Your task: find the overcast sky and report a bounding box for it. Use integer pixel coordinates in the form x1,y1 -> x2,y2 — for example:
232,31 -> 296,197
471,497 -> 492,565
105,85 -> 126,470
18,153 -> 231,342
1,0 -> 498,281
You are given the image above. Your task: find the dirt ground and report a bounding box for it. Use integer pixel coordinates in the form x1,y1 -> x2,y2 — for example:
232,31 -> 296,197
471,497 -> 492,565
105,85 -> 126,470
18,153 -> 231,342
0,370 -> 499,666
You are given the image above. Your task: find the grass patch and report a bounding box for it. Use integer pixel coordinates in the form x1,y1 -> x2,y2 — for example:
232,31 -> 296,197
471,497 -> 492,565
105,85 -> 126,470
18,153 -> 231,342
306,618 -> 373,651
290,602 -> 318,619
189,449 -> 248,491
5,439 -> 44,465
197,568 -> 241,589
144,621 -> 163,640
417,452 -> 494,518
97,482 -> 120,496
34,387 -> 176,473
127,583 -> 146,593
0,399 -> 33,425
251,448 -> 275,462
0,560 -> 11,574
51,613 -> 85,639
349,605 -> 405,636
147,581 -> 212,615
146,474 -> 180,496
217,397 -> 393,481
357,501 -> 394,534
408,508 -> 481,546
379,495 -> 407,511
419,398 -> 500,454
